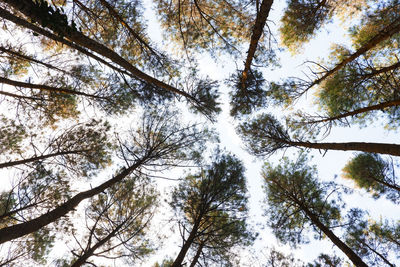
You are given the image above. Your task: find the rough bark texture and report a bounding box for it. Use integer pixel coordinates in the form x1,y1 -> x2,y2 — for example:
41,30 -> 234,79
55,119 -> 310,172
0,160 -> 143,244
288,140 -> 400,156
242,0 -> 274,85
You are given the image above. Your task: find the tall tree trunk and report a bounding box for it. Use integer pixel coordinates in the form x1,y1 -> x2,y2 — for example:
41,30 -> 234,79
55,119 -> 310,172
0,159 -> 144,244
306,99 -> 400,124
0,149 -> 88,169
189,242 -> 204,267
299,203 -> 368,267
172,221 -> 200,267
0,7 -> 131,77
241,0 -> 274,86
0,77 -> 104,99
287,140 -> 400,156
305,16 -> 400,92
3,0 -> 197,103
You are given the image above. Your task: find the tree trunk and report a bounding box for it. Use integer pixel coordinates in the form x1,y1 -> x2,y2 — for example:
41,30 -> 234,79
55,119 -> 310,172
307,99 -> 400,124
0,77 -> 103,99
189,242 -> 204,267
306,16 -> 400,91
242,0 -> 274,85
3,0 -> 196,103
288,140 -> 400,156
299,204 -> 368,267
0,7 -> 131,78
0,160 -> 143,244
0,150 -> 88,169
172,221 -> 200,267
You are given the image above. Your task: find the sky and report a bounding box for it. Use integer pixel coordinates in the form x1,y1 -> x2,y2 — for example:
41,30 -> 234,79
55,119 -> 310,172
138,1 -> 400,266
1,0 -> 399,266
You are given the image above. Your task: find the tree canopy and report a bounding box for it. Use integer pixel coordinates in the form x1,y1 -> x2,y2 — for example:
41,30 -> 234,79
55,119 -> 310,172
0,0 -> 399,266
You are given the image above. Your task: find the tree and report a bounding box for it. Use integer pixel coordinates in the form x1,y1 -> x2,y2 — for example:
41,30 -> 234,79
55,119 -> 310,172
342,153 -> 400,203
343,210 -> 398,266
155,0 -> 254,55
170,151 -> 254,267
0,119 -> 112,173
239,113 -> 400,156
241,0 -> 274,85
270,0 -> 400,107
0,0 -> 221,117
67,176 -> 157,267
279,0 -> 368,52
0,108 -> 209,244
262,154 -> 368,267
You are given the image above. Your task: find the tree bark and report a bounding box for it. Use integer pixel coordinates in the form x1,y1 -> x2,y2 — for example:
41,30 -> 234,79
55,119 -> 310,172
3,0 -> 197,103
0,7 -> 131,78
172,221 -> 201,267
299,204 -> 368,267
189,242 -> 204,267
0,159 -> 143,244
0,77 -> 104,99
0,149 -> 88,169
287,140 -> 400,156
306,99 -> 400,124
305,16 -> 400,91
241,0 -> 274,85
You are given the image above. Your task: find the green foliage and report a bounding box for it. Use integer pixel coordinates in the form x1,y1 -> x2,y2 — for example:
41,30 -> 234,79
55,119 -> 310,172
280,0 -> 333,52
238,113 -> 291,156
0,116 -> 26,154
71,176 -> 158,265
306,253 -> 343,267
171,151 -> 255,265
155,0 -> 253,55
342,153 -> 400,203
228,69 -> 267,118
343,210 -> 399,266
188,77 -> 221,120
262,154 -> 342,247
